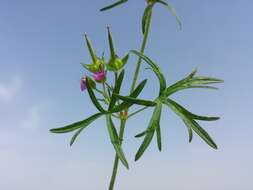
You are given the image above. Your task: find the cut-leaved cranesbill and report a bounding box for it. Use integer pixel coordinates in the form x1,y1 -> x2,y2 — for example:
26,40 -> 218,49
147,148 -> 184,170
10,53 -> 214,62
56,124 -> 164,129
51,1 -> 223,190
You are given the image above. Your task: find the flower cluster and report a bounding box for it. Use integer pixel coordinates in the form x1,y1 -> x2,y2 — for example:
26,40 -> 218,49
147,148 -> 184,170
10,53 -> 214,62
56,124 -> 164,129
80,28 -> 128,92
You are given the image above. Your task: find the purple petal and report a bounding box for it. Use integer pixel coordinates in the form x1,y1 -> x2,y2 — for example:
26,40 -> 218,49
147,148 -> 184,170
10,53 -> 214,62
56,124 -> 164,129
80,77 -> 87,91
93,70 -> 106,82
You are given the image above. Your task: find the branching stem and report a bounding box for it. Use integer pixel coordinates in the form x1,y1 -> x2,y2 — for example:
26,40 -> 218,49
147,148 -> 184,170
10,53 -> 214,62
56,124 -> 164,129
108,8 -> 153,190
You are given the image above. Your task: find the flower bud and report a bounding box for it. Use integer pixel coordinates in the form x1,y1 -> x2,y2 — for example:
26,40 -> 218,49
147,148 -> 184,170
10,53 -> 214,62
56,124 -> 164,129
93,70 -> 107,83
82,58 -> 105,73
83,34 -> 105,73
80,75 -> 96,91
80,76 -> 87,91
106,27 -> 129,71
107,54 -> 129,71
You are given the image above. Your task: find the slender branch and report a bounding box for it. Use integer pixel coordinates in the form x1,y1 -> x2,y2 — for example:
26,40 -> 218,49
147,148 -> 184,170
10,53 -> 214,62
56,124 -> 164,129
130,9 -> 153,93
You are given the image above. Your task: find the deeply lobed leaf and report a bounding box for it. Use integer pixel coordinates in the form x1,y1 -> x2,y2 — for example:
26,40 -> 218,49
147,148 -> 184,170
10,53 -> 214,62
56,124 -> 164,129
50,113 -> 103,134
166,98 -> 220,121
135,101 -> 162,161
165,69 -> 223,96
163,98 -> 218,149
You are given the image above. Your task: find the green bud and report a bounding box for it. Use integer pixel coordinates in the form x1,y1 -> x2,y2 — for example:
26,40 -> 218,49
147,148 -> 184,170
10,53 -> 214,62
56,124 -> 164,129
106,27 -> 129,71
82,58 -> 105,73
82,34 -> 105,73
107,54 -> 129,71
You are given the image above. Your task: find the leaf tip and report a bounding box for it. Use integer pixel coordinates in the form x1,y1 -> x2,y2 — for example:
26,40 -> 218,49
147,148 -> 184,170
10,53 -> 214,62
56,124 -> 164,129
134,155 -> 139,162
70,138 -> 75,146
49,128 -> 57,133
212,143 -> 218,150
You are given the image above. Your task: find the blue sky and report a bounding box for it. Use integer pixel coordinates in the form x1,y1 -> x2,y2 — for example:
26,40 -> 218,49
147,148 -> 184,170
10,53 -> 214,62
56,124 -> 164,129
0,0 -> 253,189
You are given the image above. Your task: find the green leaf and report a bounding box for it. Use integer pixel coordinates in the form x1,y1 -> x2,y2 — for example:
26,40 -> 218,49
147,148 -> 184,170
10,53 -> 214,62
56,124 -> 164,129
84,34 -> 97,63
156,121 -> 162,151
177,85 -> 218,90
86,78 -> 107,113
70,127 -> 85,146
189,77 -> 224,85
190,119 -> 218,149
111,79 -> 148,113
50,113 -> 103,133
100,0 -> 128,11
165,69 -> 197,96
135,130 -> 147,138
183,119 -> 193,142
163,99 -> 193,142
135,101 -> 162,161
113,94 -> 156,107
157,0 -> 182,30
109,70 -> 125,111
106,115 -> 129,168
167,98 -> 220,121
165,69 -> 223,96
130,50 -> 166,95
142,4 -> 153,34
164,99 -> 218,149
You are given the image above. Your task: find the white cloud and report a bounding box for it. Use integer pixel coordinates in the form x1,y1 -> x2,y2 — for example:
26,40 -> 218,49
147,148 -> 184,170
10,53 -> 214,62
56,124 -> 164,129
0,76 -> 23,101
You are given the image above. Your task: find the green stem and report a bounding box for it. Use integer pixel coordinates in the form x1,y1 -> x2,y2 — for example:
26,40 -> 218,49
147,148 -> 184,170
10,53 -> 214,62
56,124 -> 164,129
108,119 -> 126,190
130,9 -> 153,93
108,7 -> 153,190
102,82 -> 110,102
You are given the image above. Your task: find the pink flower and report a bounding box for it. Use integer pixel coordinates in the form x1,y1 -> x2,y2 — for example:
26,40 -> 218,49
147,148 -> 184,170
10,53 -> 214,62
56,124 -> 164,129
93,70 -> 107,82
80,76 -> 87,91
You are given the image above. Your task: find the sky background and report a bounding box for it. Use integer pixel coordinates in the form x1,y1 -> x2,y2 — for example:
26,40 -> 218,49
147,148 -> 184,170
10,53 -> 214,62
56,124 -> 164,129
0,0 -> 253,189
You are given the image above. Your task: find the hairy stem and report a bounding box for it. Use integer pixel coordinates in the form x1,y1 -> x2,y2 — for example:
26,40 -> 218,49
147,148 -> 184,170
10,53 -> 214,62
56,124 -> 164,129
108,119 -> 126,190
